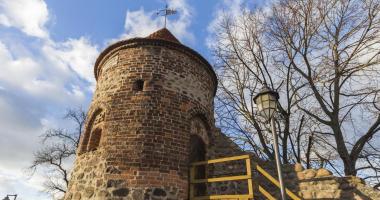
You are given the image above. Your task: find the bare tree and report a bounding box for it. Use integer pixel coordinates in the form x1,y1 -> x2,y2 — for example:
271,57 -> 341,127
29,108 -> 86,197
211,0 -> 380,187
212,10 -> 323,167
268,0 -> 380,178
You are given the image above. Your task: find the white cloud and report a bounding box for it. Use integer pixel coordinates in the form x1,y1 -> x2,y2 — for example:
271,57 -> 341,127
0,38 -> 93,197
43,37 -> 99,85
206,0 -> 272,49
0,168 -> 50,200
0,1 -> 98,197
117,0 -> 194,44
0,96 -> 49,199
206,0 -> 246,49
0,39 -> 96,104
0,42 -> 41,88
0,0 -> 195,198
123,8 -> 161,39
0,0 -> 49,38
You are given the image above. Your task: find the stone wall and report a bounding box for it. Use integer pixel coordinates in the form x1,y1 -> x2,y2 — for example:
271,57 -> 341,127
192,132 -> 380,199
206,130 -> 249,196
280,164 -> 380,200
246,161 -> 380,200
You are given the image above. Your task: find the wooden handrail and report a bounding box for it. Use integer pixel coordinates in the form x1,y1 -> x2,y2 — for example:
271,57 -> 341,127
190,155 -> 253,200
255,164 -> 302,200
191,154 -> 249,166
190,155 -> 302,200
258,185 -> 276,200
191,175 -> 251,184
192,194 -> 253,200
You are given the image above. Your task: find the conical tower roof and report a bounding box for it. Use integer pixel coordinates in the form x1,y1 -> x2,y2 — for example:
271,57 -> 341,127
146,28 -> 180,44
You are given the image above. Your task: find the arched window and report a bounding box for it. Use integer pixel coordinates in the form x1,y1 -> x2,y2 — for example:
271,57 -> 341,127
87,128 -> 102,151
79,109 -> 104,154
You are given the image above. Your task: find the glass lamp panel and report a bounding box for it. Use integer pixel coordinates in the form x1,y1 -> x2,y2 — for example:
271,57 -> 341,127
261,109 -> 271,120
261,108 -> 276,121
262,100 -> 270,109
261,94 -> 269,101
269,100 -> 277,109
257,103 -> 263,111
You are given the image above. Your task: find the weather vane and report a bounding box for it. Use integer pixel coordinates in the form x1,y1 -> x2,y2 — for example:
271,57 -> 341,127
156,4 -> 177,28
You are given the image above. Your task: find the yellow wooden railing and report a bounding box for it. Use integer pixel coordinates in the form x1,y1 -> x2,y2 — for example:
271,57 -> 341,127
255,164 -> 302,200
190,155 -> 253,200
189,155 -> 302,200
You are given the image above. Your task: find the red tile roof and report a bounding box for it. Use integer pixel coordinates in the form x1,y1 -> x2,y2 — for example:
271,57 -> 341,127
146,28 -> 181,44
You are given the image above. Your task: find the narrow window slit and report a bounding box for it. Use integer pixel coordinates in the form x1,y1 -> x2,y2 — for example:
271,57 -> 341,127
133,79 -> 145,91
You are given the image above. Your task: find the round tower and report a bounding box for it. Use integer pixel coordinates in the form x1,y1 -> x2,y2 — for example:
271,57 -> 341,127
65,28 -> 217,200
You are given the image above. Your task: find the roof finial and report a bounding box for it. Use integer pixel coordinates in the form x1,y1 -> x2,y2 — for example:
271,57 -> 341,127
156,4 -> 177,28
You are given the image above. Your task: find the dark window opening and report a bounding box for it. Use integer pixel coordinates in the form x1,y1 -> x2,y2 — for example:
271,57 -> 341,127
190,135 -> 207,196
79,133 -> 91,154
87,128 -> 102,151
133,79 -> 144,91
79,109 -> 103,154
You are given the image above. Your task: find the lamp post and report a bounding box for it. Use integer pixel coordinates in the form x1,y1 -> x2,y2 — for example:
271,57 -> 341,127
2,195 -> 17,200
253,85 -> 286,200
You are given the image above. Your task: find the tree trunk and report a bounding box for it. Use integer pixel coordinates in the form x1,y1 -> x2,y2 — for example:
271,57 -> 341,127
343,159 -> 357,176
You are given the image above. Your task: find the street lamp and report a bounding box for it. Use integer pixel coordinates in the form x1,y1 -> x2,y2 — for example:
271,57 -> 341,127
253,85 -> 286,200
2,195 -> 17,200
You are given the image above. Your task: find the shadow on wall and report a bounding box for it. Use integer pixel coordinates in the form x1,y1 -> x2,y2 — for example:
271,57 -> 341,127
337,177 -> 372,200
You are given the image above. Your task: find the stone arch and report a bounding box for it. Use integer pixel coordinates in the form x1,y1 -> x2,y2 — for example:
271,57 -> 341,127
79,107 -> 105,154
190,117 -> 210,146
188,107 -> 213,146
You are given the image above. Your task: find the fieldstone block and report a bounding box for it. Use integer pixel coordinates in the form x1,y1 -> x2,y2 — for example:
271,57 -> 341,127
107,179 -> 124,188
112,188 -> 129,197
294,163 -> 304,172
77,172 -> 84,179
316,168 -> 332,177
301,190 -> 313,199
73,192 -> 81,200
153,188 -> 167,196
96,190 -> 109,198
130,189 -> 144,199
304,169 -> 316,179
84,187 -> 94,198
297,171 -> 305,180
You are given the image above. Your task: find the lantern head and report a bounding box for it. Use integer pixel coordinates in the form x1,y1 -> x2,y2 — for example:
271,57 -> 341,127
253,85 -> 279,121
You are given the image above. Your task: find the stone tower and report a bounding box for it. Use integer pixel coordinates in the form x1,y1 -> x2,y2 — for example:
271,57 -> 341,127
64,28 -> 217,200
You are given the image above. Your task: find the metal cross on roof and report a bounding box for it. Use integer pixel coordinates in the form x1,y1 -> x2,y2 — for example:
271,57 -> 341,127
156,4 -> 177,28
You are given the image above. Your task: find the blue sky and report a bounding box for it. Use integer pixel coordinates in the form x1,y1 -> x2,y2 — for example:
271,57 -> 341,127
46,0 -> 221,57
0,0 -> 261,199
